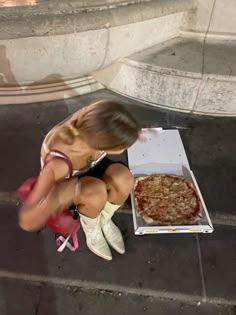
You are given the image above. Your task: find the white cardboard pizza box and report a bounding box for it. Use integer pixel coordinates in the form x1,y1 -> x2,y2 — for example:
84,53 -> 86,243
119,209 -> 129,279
127,128 -> 214,235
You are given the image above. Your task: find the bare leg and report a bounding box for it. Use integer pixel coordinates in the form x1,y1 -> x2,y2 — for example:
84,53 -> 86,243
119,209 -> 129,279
99,163 -> 134,255
102,163 -> 134,205
74,177 -> 112,260
74,176 -> 107,218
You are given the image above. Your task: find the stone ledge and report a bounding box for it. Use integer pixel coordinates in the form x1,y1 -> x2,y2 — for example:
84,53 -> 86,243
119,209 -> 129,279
0,13 -> 184,87
0,0 -> 154,14
0,0 -> 195,39
0,76 -> 104,105
94,62 -> 236,116
130,37 -> 236,76
93,37 -> 236,116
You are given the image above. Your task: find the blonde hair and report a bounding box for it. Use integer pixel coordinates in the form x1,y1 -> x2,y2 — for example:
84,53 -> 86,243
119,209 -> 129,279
47,100 -> 140,150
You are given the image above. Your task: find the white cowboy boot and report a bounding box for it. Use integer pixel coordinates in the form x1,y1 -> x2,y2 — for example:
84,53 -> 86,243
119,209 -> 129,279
101,202 -> 125,254
80,213 -> 112,261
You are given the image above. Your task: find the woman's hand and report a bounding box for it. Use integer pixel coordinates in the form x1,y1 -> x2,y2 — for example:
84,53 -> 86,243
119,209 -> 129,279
19,176 -> 80,232
138,128 -> 159,143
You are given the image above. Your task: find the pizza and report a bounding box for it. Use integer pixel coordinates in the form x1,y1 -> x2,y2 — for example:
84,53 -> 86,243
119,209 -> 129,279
134,174 -> 201,225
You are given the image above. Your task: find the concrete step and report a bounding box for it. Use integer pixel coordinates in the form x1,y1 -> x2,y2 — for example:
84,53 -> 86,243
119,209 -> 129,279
93,37 -> 236,116
131,37 -> 236,76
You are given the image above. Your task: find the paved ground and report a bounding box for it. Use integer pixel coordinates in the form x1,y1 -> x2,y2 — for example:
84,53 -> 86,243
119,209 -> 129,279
0,279 -> 235,315
0,89 -> 235,314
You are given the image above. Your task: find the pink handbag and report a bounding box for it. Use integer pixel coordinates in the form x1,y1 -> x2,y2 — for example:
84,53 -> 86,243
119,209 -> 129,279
18,177 -> 37,201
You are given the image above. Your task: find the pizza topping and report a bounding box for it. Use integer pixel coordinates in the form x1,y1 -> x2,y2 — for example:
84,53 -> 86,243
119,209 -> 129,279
134,174 -> 201,225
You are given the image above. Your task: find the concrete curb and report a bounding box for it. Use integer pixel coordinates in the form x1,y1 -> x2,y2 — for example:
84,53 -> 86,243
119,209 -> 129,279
0,76 -> 104,105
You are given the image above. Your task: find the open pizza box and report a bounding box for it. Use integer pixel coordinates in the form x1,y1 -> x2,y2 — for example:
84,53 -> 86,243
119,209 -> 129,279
127,128 -> 214,235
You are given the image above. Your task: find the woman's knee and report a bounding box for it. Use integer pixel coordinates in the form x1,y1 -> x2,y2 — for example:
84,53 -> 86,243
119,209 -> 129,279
77,176 -> 107,207
103,164 -> 134,196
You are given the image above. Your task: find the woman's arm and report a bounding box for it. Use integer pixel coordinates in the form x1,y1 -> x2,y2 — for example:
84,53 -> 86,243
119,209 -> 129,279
19,159 -> 69,231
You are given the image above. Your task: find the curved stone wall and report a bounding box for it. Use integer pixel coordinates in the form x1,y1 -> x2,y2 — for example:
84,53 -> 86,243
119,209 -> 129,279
2,0 -> 235,116
181,0 -> 236,38
0,0 -> 194,104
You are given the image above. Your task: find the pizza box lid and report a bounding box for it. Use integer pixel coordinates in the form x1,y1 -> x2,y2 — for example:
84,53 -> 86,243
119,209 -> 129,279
127,128 -> 214,235
128,128 -> 190,173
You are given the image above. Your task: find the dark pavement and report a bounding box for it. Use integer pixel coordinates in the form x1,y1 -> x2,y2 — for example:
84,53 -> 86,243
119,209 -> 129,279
0,279 -> 235,315
1,278 -> 235,315
0,90 -> 235,314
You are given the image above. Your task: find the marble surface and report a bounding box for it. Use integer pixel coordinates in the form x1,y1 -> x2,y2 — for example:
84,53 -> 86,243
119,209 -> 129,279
0,0 -> 38,7
131,37 -> 236,76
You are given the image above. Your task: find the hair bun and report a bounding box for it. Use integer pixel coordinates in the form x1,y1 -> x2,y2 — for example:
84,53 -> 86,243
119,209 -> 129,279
68,124 -> 79,137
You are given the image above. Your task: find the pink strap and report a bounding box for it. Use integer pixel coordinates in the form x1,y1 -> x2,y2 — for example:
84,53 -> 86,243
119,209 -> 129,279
56,233 -> 79,252
71,232 -> 79,250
